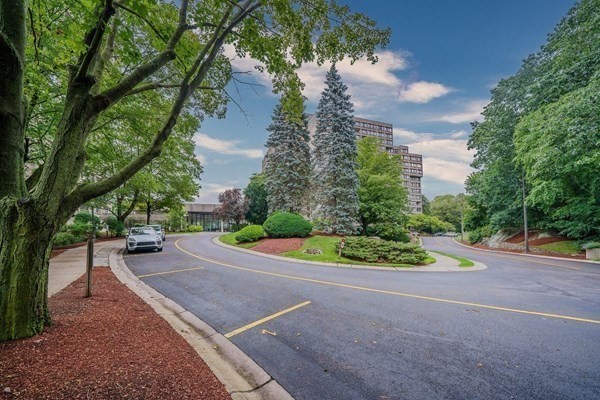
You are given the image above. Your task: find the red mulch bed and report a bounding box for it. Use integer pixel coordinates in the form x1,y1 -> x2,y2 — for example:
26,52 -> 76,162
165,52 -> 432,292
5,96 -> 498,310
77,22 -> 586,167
251,238 -> 305,255
504,231 -> 570,246
50,249 -> 68,259
0,268 -> 231,400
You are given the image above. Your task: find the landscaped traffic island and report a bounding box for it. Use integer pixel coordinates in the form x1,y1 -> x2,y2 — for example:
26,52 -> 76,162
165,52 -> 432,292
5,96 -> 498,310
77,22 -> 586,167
220,230 -> 436,268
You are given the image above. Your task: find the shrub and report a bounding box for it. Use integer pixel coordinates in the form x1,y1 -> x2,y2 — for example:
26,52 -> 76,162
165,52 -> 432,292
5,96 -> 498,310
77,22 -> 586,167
468,225 -> 493,244
105,216 -> 125,236
367,223 -> 410,243
583,242 -> 600,250
338,236 -> 428,265
263,212 -> 312,238
68,221 -> 94,237
54,232 -> 77,247
74,212 -> 101,227
231,223 -> 249,232
235,225 -> 265,242
186,224 -> 204,232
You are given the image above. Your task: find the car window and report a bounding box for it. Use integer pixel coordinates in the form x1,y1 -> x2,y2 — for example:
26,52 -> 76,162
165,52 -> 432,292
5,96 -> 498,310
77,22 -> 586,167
130,229 -> 153,235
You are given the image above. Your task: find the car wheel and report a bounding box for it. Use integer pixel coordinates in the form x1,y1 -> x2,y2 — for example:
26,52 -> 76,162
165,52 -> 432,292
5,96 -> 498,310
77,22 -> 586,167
157,247 -> 163,252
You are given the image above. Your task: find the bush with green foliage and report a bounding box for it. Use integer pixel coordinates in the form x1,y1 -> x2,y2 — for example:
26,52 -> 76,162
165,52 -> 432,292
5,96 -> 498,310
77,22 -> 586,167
235,225 -> 265,242
367,223 -> 410,242
263,212 -> 312,238
468,225 -> 493,244
338,237 -> 428,265
186,224 -> 204,233
231,223 -> 249,232
74,212 -> 101,227
105,216 -> 125,236
53,232 -> 78,247
583,242 -> 600,250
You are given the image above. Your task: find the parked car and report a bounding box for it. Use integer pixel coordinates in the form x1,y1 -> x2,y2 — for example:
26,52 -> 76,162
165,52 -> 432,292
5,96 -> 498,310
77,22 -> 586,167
145,224 -> 166,241
126,228 -> 163,253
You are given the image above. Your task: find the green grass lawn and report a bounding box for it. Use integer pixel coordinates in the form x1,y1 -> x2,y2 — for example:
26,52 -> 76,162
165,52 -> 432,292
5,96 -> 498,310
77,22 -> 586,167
535,240 -> 582,254
282,235 -> 435,268
219,232 -> 262,249
428,250 -> 474,267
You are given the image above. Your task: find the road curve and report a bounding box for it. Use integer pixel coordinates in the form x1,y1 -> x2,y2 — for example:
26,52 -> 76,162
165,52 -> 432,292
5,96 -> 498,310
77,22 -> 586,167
124,233 -> 600,400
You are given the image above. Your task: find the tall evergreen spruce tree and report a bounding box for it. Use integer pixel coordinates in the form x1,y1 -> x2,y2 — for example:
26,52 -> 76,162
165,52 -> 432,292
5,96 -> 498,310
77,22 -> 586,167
264,100 -> 311,214
312,65 -> 360,234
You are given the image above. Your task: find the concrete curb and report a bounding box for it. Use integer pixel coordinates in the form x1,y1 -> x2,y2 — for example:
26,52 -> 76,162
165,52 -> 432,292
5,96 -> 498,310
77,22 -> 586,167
212,235 -> 487,272
109,248 -> 294,400
452,239 -> 600,265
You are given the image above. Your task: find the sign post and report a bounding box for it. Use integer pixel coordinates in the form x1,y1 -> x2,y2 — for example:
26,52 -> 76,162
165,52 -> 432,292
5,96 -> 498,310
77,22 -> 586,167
338,237 -> 346,258
85,227 -> 95,297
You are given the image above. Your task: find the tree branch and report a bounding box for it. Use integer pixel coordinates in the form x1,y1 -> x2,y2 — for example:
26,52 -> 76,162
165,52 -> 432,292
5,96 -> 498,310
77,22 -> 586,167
64,1 -> 261,207
92,0 -> 191,111
123,83 -> 216,97
74,0 -> 116,83
25,164 -> 44,191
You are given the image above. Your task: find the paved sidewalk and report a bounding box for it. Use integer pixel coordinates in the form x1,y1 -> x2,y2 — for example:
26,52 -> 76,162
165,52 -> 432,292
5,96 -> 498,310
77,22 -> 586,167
48,239 -> 124,296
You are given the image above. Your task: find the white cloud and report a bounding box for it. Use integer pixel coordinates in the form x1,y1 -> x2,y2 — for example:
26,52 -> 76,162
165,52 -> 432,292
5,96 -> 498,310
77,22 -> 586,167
406,139 -> 474,164
398,81 -> 452,103
420,158 -> 472,185
195,153 -> 207,165
223,44 -> 451,109
194,133 -> 263,159
195,182 -> 239,203
433,100 -> 488,124
392,127 -> 474,188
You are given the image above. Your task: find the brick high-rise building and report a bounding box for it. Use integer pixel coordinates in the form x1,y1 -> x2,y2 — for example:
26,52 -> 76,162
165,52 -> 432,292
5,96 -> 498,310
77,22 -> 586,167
307,115 -> 423,213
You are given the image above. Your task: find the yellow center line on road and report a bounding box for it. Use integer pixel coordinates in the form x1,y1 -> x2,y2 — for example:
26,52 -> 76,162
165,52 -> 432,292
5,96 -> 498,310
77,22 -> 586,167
174,239 -> 600,325
137,266 -> 205,278
224,301 -> 312,338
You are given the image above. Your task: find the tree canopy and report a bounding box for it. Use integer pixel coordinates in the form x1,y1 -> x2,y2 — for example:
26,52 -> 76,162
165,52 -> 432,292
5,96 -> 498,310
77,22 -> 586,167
0,0 -> 390,340
356,137 -> 407,234
467,0 -> 600,239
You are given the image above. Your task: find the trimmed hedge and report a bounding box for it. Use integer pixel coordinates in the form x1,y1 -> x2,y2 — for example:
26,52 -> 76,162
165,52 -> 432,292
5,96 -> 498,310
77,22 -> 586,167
338,236 -> 428,265
235,225 -> 265,242
186,224 -> 204,232
263,212 -> 312,238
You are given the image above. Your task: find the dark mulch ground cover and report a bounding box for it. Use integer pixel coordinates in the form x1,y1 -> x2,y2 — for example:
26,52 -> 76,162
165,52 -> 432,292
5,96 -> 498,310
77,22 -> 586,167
0,268 -> 231,400
251,238 -> 305,254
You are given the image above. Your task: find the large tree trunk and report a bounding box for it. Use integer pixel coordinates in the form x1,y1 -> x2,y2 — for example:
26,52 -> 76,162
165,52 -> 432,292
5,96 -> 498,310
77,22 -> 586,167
0,200 -> 56,340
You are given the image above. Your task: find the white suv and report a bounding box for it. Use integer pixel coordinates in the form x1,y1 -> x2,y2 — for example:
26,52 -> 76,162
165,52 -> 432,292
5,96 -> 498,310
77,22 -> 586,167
126,228 -> 163,253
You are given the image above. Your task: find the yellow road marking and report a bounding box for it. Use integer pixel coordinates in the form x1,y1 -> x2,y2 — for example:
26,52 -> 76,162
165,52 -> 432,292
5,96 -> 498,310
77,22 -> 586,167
446,240 -> 580,270
174,239 -> 600,325
224,301 -> 312,338
137,266 -> 205,278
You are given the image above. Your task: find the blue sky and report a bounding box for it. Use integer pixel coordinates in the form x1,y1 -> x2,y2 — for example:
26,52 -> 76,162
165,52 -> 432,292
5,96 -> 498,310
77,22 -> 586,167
194,0 -> 577,203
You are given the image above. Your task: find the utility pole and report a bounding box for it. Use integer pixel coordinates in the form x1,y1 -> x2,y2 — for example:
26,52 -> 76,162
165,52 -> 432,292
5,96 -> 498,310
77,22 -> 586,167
522,171 -> 529,254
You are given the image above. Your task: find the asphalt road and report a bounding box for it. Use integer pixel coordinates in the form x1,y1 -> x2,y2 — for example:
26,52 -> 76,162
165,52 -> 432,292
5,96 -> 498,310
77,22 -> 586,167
124,234 -> 600,400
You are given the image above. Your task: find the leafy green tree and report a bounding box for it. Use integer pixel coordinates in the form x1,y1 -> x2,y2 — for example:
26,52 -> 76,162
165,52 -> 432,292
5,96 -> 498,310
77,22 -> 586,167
421,195 -> 431,215
467,0 -> 599,235
0,0 -> 390,340
312,65 -> 360,235
167,206 -> 188,232
356,137 -> 407,234
407,214 -> 454,234
244,173 -> 268,225
514,72 -> 600,238
264,98 -> 311,214
429,194 -> 472,232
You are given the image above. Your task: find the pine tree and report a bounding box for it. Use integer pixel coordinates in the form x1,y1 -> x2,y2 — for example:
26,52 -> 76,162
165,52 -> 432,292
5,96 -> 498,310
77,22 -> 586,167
312,64 -> 360,234
264,99 -> 311,214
